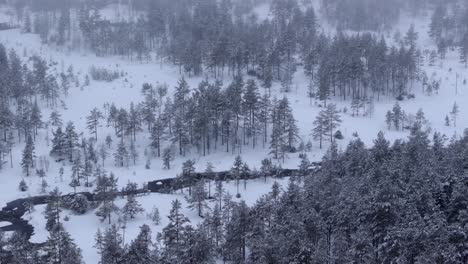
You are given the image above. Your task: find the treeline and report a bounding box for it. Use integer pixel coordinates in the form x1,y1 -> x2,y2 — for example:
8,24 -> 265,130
20,0 -> 427,101
321,0 -> 450,31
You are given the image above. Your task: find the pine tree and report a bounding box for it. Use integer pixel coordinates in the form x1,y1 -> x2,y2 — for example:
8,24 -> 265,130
151,118 -> 166,157
60,73 -> 70,96
270,97 -> 298,161
162,146 -> 175,170
162,199 -> 191,262
129,140 -> 138,165
182,159 -> 196,194
450,102 -> 459,127
392,102 -> 403,130
350,97 -> 361,117
229,155 -> 243,197
44,227 -> 83,264
172,77 -> 191,156
71,152 -> 83,186
96,225 -> 124,264
64,122 -> 79,162
95,174 -> 119,225
324,103 -> 342,142
30,100 -> 42,140
243,79 -> 260,148
21,134 -> 35,176
96,199 -> 120,225
123,224 -> 154,264
69,194 -> 89,215
128,102 -> 142,142
187,180 -> 209,217
44,188 -> 62,231
260,158 -> 273,181
18,179 -> 28,192
312,110 -> 327,149
49,111 -> 63,127
69,176 -> 80,193
386,110 -> 393,129
87,107 -> 104,141
224,200 -> 250,262
205,162 -> 215,197
299,153 -> 310,176
122,194 -> 144,220
114,141 -> 128,167
50,127 -> 66,159
99,143 -> 108,167
41,178 -> 49,193
148,206 -> 161,225
404,24 -> 418,48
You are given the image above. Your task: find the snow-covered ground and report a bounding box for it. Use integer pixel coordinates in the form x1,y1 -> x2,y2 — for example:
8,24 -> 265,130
0,2 -> 467,263
25,176 -> 290,262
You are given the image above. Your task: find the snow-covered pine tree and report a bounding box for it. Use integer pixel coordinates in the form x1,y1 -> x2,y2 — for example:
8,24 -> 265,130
324,103 -> 342,142
123,224 -> 154,264
114,140 -> 129,167
50,127 -> 66,160
86,107 -> 104,141
129,140 -> 138,165
44,227 -> 83,264
96,225 -> 124,264
161,199 -> 191,262
122,194 -> 144,220
69,194 -> 89,215
44,188 -> 62,231
312,110 -> 327,149
231,155 -> 243,196
21,134 -> 35,176
187,180 -> 209,217
64,122 -> 79,162
182,159 -> 196,194
162,146 -> 175,170
450,102 -> 459,127
148,206 -> 161,225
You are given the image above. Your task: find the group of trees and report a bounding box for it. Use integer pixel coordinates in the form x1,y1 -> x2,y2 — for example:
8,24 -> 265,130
429,1 -> 468,66
94,126 -> 468,263
93,77 -> 300,168
312,32 -> 422,105
0,41 -> 73,175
